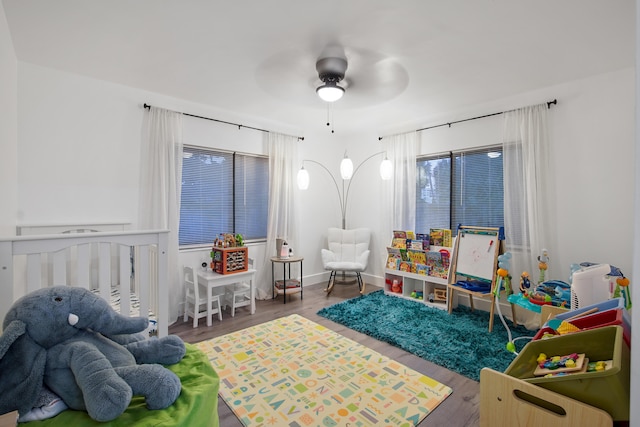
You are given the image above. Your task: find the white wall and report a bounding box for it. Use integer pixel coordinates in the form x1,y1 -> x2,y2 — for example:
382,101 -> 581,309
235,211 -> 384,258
0,3 -> 17,236
16,63 -> 143,226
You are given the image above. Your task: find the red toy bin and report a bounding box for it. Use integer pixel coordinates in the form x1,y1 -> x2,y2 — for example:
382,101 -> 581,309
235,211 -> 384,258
533,308 -> 630,347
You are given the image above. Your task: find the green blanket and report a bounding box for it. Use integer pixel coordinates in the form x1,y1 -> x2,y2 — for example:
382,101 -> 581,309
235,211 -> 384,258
27,343 -> 219,427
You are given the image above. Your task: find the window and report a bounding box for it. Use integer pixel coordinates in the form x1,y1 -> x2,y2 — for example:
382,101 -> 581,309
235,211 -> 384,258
416,146 -> 503,233
179,146 -> 269,247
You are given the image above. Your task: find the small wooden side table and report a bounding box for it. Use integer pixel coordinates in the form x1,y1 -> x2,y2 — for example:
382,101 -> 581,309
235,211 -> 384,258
271,256 -> 303,304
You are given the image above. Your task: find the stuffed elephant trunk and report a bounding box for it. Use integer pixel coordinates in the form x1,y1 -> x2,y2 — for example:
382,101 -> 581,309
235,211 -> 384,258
71,291 -> 149,336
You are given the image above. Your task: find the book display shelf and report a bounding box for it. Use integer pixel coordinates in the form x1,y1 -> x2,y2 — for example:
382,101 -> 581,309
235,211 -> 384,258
384,229 -> 453,310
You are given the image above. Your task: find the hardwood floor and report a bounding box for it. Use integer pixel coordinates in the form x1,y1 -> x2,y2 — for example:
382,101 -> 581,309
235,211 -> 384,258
170,282 -> 481,427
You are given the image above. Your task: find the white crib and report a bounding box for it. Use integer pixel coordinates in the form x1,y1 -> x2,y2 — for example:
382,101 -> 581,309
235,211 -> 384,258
0,230 -> 170,337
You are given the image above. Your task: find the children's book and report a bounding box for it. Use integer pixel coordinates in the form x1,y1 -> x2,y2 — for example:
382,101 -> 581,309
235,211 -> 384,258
429,229 -> 444,246
393,230 -> 407,239
416,233 -> 430,250
439,248 -> 451,271
386,247 -> 402,270
442,229 -> 452,247
415,264 -> 429,275
398,261 -> 412,272
387,246 -> 402,257
409,240 -> 424,250
426,250 -> 449,278
386,256 -> 400,269
407,249 -> 427,265
406,231 -> 416,240
391,237 -> 407,249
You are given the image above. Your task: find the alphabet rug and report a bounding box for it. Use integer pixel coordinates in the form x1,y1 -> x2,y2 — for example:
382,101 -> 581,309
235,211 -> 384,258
196,314 -> 452,426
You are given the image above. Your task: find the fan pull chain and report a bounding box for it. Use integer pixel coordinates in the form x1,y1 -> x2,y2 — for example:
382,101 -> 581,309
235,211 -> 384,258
326,103 -> 330,128
325,103 -> 335,134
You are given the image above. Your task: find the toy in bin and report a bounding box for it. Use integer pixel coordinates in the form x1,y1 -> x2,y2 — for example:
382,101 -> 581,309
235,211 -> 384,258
391,279 -> 402,293
534,352 -> 586,376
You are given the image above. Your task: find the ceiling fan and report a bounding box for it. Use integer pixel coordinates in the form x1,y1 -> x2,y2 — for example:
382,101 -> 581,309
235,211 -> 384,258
315,47 -> 348,102
254,44 -> 409,109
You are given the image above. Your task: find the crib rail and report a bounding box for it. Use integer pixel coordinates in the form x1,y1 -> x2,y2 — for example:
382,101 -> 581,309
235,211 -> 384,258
0,230 -> 169,337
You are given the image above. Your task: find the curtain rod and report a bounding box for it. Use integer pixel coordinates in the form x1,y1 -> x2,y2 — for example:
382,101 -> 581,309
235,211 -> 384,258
143,103 -> 304,141
378,99 -> 557,140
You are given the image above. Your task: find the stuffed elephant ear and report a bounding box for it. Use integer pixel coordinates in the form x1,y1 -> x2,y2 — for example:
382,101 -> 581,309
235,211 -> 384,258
0,320 -> 47,416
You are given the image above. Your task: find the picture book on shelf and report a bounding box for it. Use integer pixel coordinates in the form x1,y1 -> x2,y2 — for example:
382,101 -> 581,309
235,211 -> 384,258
407,249 -> 427,265
415,264 -> 429,275
398,261 -> 412,272
393,230 -> 407,239
429,228 -> 452,247
426,250 -> 448,279
391,237 -> 407,249
415,233 -> 430,250
387,246 -> 402,257
442,229 -> 452,247
386,247 -> 402,270
439,248 -> 451,270
386,256 -> 400,270
429,229 -> 444,246
409,240 -> 424,250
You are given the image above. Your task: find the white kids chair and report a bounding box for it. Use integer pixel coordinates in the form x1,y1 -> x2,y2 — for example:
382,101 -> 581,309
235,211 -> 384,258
224,258 -> 253,317
183,265 -> 222,328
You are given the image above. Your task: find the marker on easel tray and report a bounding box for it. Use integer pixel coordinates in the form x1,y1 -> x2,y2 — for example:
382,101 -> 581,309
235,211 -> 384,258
487,240 -> 494,252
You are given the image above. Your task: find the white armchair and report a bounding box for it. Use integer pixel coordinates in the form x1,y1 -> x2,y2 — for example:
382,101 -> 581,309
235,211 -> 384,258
321,227 -> 371,295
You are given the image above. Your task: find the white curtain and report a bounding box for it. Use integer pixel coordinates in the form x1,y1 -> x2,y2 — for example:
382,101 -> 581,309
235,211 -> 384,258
139,107 -> 183,323
256,132 -> 300,299
503,103 -> 553,324
382,131 -> 417,237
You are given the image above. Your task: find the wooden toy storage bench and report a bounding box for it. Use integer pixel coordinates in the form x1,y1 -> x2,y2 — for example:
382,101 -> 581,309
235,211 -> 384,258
480,368 -> 613,426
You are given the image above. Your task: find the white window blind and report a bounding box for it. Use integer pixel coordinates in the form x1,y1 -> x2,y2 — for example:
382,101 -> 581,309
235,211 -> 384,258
416,154 -> 451,232
234,154 -> 269,240
416,146 -> 504,234
179,146 -> 268,246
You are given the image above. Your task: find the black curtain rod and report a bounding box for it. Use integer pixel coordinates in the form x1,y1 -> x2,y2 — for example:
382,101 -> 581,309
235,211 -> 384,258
378,99 -> 557,140
143,103 -> 304,141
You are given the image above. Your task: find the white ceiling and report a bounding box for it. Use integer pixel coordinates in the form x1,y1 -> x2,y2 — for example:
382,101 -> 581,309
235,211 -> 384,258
2,0 -> 635,136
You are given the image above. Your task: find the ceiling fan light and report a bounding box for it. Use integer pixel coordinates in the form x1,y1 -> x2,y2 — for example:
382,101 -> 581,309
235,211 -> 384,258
316,81 -> 345,102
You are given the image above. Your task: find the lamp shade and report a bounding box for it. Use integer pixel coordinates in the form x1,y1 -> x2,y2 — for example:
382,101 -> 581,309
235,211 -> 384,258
297,167 -> 309,190
316,82 -> 345,102
340,157 -> 353,179
379,157 -> 393,180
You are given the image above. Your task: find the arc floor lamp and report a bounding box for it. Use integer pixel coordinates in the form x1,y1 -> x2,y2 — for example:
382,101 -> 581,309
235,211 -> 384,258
297,151 -> 392,229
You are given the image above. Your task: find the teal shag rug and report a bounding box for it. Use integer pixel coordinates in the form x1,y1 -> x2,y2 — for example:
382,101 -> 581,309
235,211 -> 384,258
317,290 -> 533,381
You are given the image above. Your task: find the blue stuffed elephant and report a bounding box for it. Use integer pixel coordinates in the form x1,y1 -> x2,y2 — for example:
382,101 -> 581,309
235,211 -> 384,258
0,286 -> 186,422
